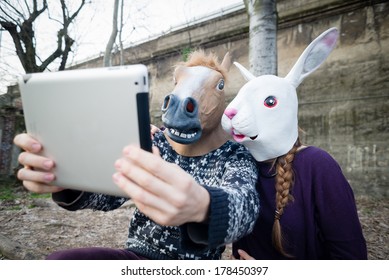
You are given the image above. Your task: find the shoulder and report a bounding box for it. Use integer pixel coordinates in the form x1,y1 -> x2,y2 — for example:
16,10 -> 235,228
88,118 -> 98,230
294,146 -> 349,185
221,141 -> 256,161
203,141 -> 257,172
223,140 -> 252,154
296,146 -> 340,168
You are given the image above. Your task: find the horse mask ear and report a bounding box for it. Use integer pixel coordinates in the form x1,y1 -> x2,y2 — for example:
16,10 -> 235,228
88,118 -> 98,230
285,27 -> 339,88
220,52 -> 232,73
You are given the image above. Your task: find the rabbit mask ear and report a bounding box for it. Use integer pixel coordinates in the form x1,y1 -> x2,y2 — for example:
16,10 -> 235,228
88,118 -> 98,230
285,27 -> 339,88
233,62 -> 256,81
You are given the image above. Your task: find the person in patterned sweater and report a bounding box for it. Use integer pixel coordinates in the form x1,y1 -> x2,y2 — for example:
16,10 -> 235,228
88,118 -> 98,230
14,51 -> 259,260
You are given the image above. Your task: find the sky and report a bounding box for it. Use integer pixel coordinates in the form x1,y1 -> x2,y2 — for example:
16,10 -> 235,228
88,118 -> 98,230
0,0 -> 243,95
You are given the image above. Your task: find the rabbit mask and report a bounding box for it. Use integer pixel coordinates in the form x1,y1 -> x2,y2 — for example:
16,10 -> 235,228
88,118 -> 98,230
222,28 -> 339,161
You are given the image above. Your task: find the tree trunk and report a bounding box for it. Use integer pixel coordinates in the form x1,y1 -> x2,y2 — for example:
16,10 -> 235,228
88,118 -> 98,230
244,0 -> 278,76
104,0 -> 120,67
119,0 -> 124,65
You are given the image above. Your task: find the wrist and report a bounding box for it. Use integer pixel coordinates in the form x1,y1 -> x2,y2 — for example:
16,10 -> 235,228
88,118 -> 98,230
194,187 -> 210,223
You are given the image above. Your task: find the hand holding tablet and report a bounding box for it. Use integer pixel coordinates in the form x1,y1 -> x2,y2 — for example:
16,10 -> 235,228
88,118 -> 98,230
18,65 -> 151,197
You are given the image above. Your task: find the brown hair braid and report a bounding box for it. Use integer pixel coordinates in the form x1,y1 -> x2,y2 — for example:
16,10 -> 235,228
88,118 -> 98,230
272,138 -> 301,258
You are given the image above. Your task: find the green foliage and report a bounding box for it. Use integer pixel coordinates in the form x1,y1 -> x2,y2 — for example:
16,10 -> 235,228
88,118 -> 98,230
30,192 -> 51,199
0,177 -> 50,202
0,181 -> 17,201
181,47 -> 193,62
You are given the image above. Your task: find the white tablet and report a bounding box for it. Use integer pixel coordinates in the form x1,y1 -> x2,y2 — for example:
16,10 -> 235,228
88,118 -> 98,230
18,65 -> 152,197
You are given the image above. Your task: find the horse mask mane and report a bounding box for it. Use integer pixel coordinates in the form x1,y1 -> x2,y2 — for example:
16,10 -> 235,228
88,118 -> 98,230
162,50 -> 231,145
222,28 -> 339,161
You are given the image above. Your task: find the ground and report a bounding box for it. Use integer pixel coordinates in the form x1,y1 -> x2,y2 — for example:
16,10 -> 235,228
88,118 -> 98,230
0,182 -> 388,260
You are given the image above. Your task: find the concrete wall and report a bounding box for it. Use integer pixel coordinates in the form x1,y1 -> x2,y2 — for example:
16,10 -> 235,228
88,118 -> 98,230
51,0 -> 389,197
0,87 -> 23,176
276,0 -> 389,197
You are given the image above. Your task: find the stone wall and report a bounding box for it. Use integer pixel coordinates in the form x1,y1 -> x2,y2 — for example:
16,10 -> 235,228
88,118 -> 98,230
12,0 -> 389,196
276,0 -> 389,197
0,86 -> 23,176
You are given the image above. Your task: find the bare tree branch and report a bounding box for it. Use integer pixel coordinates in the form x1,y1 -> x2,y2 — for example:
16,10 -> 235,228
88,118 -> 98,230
0,0 -> 87,73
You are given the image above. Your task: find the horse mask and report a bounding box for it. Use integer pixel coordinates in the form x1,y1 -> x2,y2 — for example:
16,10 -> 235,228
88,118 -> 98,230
162,51 -> 231,145
222,28 -> 339,161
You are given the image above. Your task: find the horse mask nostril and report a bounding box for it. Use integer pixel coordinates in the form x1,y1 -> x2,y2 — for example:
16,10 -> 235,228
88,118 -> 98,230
162,95 -> 171,111
184,98 -> 197,114
186,100 -> 194,113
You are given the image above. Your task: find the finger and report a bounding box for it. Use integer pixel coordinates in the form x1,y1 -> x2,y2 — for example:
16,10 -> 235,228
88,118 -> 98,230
17,167 -> 55,184
152,146 -> 160,156
238,249 -> 255,260
134,200 -> 181,226
23,180 -> 64,194
123,145 -> 185,184
18,152 -> 54,171
150,125 -> 161,135
114,156 -> 175,198
14,133 -> 41,153
112,172 -> 177,224
112,172 -> 165,207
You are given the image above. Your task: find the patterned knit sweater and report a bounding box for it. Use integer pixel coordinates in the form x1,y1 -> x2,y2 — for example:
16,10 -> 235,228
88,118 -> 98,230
52,131 -> 259,260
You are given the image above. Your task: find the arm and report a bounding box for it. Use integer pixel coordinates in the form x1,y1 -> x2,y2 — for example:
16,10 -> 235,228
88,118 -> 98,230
114,144 -> 259,248
52,190 -> 127,212
186,148 -> 259,248
312,150 -> 367,259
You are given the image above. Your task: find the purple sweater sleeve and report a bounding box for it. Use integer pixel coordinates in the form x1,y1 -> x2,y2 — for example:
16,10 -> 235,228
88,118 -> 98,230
310,148 -> 367,259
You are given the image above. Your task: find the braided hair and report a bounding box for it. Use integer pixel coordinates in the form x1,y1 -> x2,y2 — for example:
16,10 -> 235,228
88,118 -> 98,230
272,138 -> 301,258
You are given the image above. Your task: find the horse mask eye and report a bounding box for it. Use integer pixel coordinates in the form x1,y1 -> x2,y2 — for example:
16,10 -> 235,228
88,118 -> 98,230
217,79 -> 224,90
264,96 -> 278,108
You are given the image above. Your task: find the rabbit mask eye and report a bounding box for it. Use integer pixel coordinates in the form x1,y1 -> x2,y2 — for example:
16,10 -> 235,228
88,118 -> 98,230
264,95 -> 278,108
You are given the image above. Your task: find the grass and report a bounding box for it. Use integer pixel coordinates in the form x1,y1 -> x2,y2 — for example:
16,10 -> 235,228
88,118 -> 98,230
0,177 -> 50,209
0,178 -> 19,201
0,186 -> 16,200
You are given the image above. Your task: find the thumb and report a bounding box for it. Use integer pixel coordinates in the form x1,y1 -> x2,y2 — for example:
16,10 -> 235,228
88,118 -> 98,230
152,146 -> 161,156
238,249 -> 255,260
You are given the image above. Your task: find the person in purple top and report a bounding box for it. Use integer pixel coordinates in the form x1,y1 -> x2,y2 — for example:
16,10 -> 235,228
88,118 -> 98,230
233,145 -> 367,259
222,27 -> 367,259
